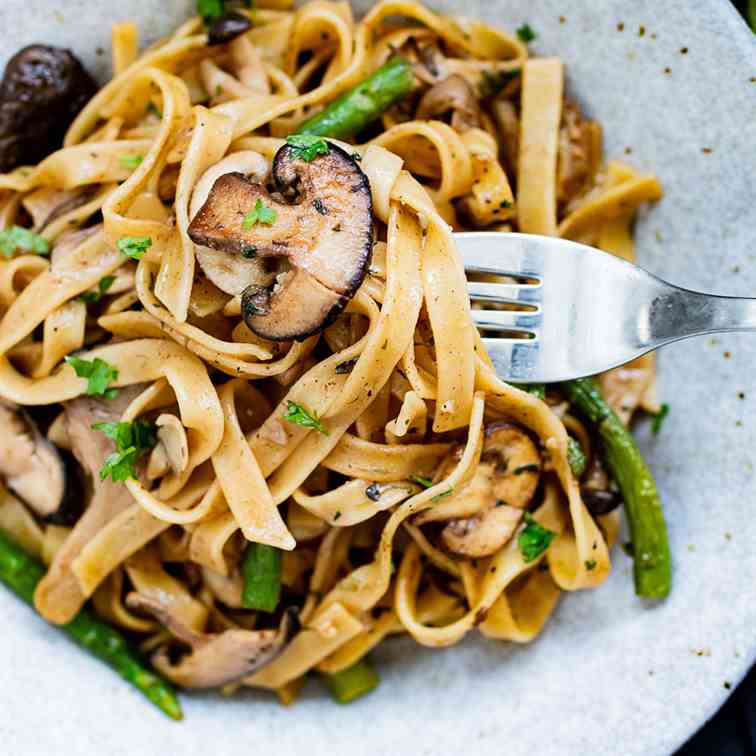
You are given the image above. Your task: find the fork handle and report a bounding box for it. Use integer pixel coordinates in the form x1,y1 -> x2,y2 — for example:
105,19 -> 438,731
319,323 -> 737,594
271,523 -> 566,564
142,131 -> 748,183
642,286 -> 756,348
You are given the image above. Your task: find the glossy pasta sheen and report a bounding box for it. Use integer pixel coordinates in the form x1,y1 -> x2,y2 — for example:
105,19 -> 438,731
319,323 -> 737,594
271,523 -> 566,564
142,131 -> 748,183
0,0 -> 660,699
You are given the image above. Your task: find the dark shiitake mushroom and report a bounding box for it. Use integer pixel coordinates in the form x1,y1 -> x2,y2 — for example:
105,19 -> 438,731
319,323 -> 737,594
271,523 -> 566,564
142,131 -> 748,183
0,399 -> 80,524
0,45 -> 97,172
188,142 -> 373,341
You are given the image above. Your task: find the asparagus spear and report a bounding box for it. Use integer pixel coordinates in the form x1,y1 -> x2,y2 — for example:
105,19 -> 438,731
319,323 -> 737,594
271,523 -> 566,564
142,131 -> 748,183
322,659 -> 380,703
0,530 -> 182,720
241,542 -> 282,613
560,378 -> 671,598
512,383 -> 546,401
295,57 -> 415,140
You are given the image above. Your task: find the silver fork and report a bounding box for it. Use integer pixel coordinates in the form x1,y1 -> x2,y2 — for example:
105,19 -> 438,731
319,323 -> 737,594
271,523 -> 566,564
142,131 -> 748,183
454,232 -> 756,384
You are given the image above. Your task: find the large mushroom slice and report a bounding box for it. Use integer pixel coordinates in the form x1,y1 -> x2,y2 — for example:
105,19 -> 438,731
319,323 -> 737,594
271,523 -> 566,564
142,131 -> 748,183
128,593 -> 299,689
0,399 -> 79,524
422,422 -> 543,559
188,142 -> 373,341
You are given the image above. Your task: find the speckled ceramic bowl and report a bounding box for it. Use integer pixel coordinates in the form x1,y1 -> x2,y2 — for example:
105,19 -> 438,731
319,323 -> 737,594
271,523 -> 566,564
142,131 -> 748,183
1,2 -> 755,754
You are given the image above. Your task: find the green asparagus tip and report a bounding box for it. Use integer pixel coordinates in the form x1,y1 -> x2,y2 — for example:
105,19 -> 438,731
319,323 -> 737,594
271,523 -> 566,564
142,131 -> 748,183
323,659 -> 380,704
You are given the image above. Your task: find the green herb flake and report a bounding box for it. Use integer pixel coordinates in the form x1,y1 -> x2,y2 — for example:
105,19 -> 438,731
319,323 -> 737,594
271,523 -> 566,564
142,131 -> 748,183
146,101 -> 162,119
92,420 -> 157,482
409,474 -> 433,489
567,437 -> 587,478
241,244 -> 257,259
242,198 -> 277,230
65,356 -> 119,398
0,226 -> 50,259
585,559 -> 597,571
518,512 -> 556,563
651,403 -> 670,434
119,154 -> 144,170
431,488 -> 453,502
198,0 -> 226,21
283,400 -> 328,435
478,68 -> 521,98
78,275 -> 116,304
286,134 -> 330,162
516,23 -> 537,43
117,236 -> 152,260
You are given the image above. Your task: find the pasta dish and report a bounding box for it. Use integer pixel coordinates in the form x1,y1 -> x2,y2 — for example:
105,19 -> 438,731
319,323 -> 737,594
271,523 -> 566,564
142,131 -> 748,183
0,0 -> 668,716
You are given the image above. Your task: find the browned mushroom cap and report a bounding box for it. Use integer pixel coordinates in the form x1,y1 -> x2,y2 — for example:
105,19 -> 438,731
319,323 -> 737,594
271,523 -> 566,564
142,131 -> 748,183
441,503 -> 523,558
128,592 -> 299,689
0,399 -> 79,524
415,74 -> 481,132
188,142 -> 373,341
480,422 -> 541,508
418,422 -> 542,558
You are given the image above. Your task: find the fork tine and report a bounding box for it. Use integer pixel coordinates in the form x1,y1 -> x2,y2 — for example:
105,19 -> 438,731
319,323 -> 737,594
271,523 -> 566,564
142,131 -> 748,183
471,308 -> 540,333
466,281 -> 539,307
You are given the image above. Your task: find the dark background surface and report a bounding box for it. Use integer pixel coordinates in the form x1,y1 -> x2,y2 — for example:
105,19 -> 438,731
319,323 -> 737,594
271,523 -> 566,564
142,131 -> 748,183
677,4 -> 754,754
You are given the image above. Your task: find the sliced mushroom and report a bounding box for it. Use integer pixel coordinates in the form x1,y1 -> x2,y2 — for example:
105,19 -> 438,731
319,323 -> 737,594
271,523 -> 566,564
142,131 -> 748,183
480,422 -> 541,507
201,566 -> 244,609
441,503 -> 523,558
22,186 -> 97,232
0,399 -> 79,524
557,99 -> 600,211
417,422 -> 541,558
188,142 -> 373,341
415,423 -> 540,529
415,74 -> 481,132
155,414 -> 189,475
128,593 -> 299,688
580,454 -> 622,516
190,151 -> 275,297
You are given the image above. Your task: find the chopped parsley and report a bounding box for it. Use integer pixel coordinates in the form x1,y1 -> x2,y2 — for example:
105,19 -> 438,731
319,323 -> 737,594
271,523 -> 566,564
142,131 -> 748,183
478,68 -> 521,98
93,420 -> 157,482
197,0 -> 225,21
651,403 -> 670,434
431,488 -> 453,502
78,276 -> 116,304
197,0 -> 252,21
119,154 -> 144,169
567,437 -> 587,478
241,244 -> 257,259
146,101 -> 162,119
64,356 -> 119,399
117,236 -> 152,260
242,198 -> 277,229
283,400 -> 328,435
518,512 -> 556,563
585,559 -> 597,571
516,23 -> 537,43
0,226 -> 50,259
409,474 -> 433,489
313,198 -> 328,215
286,134 -> 330,162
